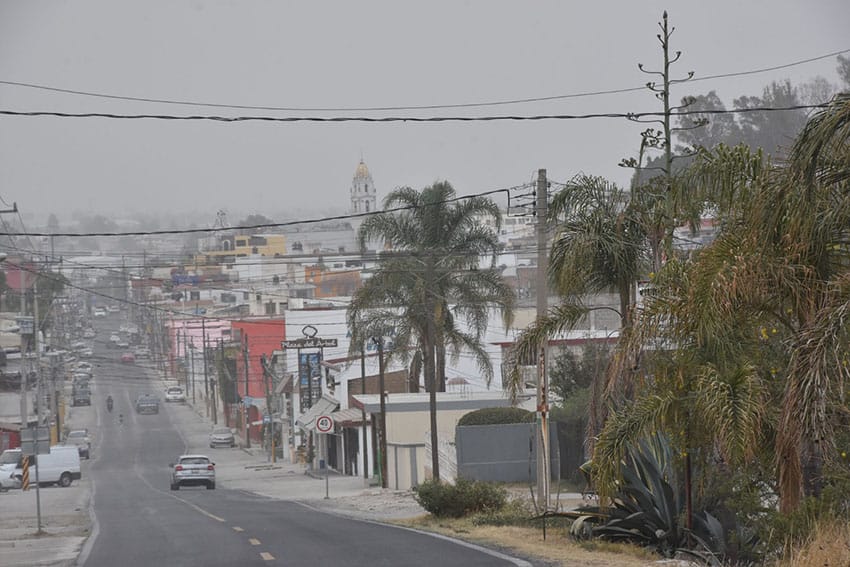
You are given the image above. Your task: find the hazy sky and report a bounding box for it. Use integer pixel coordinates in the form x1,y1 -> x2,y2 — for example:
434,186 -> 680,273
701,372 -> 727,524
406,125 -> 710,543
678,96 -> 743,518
0,1 -> 847,225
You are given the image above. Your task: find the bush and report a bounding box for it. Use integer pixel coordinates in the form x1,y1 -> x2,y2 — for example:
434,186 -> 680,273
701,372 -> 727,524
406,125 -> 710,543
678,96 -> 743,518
457,407 -> 535,426
414,477 -> 508,518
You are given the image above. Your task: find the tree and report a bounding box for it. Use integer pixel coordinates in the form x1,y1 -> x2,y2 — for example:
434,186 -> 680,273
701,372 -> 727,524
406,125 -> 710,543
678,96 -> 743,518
237,214 -> 275,234
837,54 -> 850,89
733,80 -> 808,159
592,94 -> 850,515
347,182 -> 514,480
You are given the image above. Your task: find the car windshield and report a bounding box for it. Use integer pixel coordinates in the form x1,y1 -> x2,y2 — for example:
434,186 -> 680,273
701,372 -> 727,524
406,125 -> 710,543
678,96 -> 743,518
179,457 -> 210,466
168,388 -> 182,393
0,451 -> 20,465
212,428 -> 230,435
68,431 -> 87,438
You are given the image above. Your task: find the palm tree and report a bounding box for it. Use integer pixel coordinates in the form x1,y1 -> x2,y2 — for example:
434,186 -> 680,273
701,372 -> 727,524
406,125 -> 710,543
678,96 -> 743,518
347,181 -> 514,480
506,175 -> 649,442
592,94 -> 850,513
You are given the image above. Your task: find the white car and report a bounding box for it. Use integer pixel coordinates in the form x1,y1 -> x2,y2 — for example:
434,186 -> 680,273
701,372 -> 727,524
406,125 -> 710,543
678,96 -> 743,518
165,386 -> 186,403
170,455 -> 215,490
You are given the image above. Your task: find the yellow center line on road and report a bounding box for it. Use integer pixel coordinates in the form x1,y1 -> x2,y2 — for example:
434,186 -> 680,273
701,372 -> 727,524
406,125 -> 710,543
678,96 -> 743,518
249,538 -> 261,545
233,526 -> 244,532
260,551 -> 275,561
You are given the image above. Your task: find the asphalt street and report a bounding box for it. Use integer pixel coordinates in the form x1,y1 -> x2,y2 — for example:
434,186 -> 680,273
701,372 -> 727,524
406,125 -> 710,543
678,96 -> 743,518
76,316 -> 523,567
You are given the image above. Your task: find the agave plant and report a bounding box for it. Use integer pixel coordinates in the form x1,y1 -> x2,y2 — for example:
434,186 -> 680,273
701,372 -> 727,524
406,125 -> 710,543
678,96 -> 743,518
569,434 -> 723,564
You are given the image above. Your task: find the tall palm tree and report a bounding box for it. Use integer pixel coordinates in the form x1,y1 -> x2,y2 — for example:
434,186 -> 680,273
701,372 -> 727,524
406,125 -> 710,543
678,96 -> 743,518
506,175 -> 649,442
347,182 -> 514,480
592,94 -> 850,513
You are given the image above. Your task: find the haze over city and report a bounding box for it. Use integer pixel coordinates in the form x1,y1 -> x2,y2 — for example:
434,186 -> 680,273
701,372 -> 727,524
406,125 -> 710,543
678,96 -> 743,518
0,1 -> 847,225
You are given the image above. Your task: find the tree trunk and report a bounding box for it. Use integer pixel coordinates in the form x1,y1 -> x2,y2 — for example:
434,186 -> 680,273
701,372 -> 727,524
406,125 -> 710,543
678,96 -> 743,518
436,339 -> 446,392
423,330 -> 440,481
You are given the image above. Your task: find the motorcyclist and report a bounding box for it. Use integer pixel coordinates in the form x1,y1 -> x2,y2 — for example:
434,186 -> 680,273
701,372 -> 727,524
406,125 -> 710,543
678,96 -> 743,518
118,413 -> 123,425
107,395 -> 114,412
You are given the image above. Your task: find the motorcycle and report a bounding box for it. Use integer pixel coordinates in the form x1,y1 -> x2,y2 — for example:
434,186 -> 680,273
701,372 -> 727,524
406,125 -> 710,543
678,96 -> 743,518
107,396 -> 114,413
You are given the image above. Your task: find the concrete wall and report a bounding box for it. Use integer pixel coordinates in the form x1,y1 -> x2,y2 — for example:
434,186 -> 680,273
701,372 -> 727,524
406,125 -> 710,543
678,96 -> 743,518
455,423 -> 560,482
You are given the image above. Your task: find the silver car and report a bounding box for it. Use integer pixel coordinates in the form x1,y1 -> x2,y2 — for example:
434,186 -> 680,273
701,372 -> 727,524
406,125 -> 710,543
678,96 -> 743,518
65,429 -> 92,459
209,427 -> 235,448
170,455 -> 215,490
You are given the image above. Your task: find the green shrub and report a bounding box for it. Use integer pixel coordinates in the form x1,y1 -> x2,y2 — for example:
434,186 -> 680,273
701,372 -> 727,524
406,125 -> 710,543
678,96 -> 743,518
414,477 -> 508,518
457,407 -> 535,426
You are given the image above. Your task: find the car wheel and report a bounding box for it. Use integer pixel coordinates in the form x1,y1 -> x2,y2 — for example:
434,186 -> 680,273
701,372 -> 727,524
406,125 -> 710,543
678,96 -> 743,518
59,473 -> 72,487
170,483 -> 179,491
207,482 -> 215,490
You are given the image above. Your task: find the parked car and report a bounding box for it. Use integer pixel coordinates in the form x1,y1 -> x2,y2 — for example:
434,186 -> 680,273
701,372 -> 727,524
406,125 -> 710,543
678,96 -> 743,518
164,386 -> 186,403
133,347 -> 151,359
135,395 -> 159,414
93,307 -> 107,318
0,467 -> 18,490
0,446 -> 81,487
170,454 -> 215,490
83,328 -> 96,339
209,427 -> 235,448
120,352 -> 135,363
64,429 -> 92,459
72,388 -> 91,407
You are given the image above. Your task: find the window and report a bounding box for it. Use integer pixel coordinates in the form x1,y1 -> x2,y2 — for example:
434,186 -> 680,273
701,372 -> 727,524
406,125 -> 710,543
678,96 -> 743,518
365,201 -> 370,212
236,239 -> 247,247
243,291 -> 250,300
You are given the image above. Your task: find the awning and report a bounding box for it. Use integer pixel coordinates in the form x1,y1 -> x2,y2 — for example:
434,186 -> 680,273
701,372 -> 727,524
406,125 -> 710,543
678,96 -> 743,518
295,395 -> 339,431
332,407 -> 370,427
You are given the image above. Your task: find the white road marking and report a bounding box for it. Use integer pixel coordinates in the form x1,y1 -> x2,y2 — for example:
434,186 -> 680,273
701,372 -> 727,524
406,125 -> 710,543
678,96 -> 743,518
249,538 -> 261,545
260,551 -> 275,560
233,526 -> 244,532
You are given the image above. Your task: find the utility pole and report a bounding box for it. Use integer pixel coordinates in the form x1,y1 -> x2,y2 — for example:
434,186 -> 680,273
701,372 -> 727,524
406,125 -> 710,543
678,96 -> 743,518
19,267 -> 29,430
242,332 -> 251,449
535,168 -> 550,511
202,319 -> 209,417
376,337 -> 388,489
360,344 -> 368,480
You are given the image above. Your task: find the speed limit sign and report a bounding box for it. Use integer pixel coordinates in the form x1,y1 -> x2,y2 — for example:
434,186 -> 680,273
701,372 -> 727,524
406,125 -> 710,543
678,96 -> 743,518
316,415 -> 333,433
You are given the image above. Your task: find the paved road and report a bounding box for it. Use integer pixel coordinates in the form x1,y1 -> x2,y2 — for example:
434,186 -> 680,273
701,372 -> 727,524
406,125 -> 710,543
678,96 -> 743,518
80,318 -> 523,567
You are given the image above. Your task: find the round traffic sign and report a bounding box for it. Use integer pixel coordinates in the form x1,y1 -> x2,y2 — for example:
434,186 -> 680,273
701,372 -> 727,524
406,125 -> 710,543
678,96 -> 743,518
316,415 -> 333,433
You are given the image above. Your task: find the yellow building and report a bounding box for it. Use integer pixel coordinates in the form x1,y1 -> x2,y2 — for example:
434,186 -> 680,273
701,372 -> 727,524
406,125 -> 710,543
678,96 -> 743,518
195,233 -> 287,265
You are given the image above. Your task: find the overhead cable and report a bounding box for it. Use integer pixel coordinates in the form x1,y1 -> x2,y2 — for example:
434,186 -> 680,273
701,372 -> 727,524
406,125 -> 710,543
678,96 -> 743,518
0,47 -> 846,112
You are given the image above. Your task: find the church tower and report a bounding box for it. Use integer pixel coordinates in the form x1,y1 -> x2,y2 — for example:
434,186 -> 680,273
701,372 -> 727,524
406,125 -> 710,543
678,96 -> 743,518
350,159 -> 377,217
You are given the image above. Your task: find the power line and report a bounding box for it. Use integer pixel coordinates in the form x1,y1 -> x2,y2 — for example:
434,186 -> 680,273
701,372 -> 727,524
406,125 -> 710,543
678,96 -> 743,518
0,47 -> 846,112
0,104 -> 829,129
0,182 -> 531,237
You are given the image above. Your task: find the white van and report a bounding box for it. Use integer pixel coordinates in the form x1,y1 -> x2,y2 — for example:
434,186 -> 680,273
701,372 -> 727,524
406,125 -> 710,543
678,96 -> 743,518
0,446 -> 81,487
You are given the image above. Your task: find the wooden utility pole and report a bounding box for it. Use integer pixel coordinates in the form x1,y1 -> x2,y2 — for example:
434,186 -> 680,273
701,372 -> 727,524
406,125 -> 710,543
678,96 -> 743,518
242,333 -> 251,449
202,318 -> 209,418
361,344 -> 368,480
377,337 -> 388,488
535,168 -> 550,511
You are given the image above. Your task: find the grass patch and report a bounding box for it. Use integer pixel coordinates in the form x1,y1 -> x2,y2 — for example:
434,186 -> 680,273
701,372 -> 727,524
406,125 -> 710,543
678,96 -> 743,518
393,514 -> 658,566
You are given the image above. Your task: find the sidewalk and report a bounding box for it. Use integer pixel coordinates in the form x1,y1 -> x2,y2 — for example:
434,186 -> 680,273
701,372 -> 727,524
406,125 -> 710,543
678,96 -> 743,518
0,380 -> 97,566
169,375 -> 425,519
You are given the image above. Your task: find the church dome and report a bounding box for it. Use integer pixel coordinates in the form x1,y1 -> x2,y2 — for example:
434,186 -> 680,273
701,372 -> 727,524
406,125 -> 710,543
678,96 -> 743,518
354,159 -> 370,179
